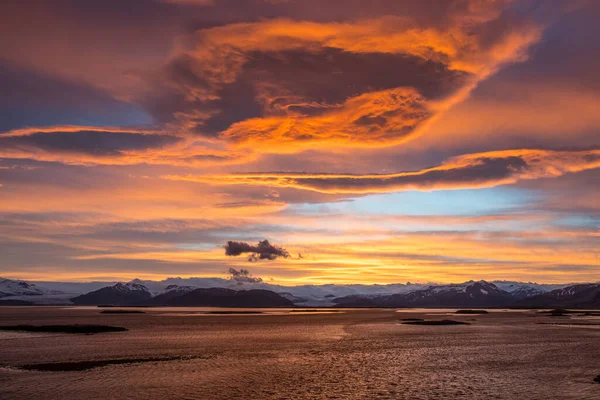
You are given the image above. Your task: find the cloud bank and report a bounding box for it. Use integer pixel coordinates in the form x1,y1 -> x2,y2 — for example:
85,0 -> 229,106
166,149 -> 600,194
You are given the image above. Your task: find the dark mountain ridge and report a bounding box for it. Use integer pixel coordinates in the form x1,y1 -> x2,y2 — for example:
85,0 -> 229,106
71,283 -> 152,306
156,287 -> 294,307
336,281 -> 533,308
72,283 -> 294,307
4,276 -> 598,308
515,284 -> 600,309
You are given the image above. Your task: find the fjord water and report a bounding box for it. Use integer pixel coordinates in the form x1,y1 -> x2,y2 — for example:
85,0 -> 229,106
0,307 -> 599,399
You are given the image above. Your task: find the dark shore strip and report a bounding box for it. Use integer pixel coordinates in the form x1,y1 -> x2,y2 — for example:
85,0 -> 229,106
538,309 -> 600,317
100,310 -> 145,314
455,310 -> 489,314
536,322 -> 600,326
204,311 -> 264,314
97,305 -> 152,308
0,300 -> 33,306
402,320 -> 470,326
19,356 -> 205,372
0,325 -> 128,334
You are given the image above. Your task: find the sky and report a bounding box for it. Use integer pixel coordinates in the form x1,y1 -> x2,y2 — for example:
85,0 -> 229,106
0,0 -> 598,284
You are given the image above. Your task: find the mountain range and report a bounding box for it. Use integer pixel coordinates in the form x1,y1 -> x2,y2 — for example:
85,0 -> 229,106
333,281 -> 515,307
70,283 -> 294,307
1,277 -> 598,309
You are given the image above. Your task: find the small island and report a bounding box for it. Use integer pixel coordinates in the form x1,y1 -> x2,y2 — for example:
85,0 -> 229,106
0,324 -> 128,334
204,311 -> 264,315
19,356 -> 201,372
455,310 -> 489,314
402,320 -> 470,326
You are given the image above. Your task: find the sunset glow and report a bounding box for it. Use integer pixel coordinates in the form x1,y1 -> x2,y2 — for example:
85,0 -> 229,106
1,0 -> 598,284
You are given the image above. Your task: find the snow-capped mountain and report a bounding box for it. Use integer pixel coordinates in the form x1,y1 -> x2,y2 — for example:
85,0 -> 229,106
145,284 -> 198,305
29,280 -> 119,295
3,276 -> 597,308
0,278 -> 48,297
0,278 -> 70,305
0,278 -> 77,305
492,281 -> 568,300
506,285 -> 544,301
334,281 -> 516,307
122,278 -> 433,306
426,280 -> 506,296
278,292 -> 308,304
163,284 -> 197,293
71,282 -> 152,306
408,280 -> 515,306
516,284 -> 600,308
29,277 -> 574,303
114,282 -> 150,293
127,278 -> 431,299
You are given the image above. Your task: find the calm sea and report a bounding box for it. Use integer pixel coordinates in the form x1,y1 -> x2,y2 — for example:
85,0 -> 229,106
1,307 -> 599,399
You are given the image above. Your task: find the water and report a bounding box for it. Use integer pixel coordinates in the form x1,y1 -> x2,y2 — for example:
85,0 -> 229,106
1,307 -> 599,399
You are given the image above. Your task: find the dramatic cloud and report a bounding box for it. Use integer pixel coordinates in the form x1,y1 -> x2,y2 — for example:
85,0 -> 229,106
167,149 -> 600,194
222,87 -> 430,150
225,240 -> 290,261
145,3 -> 541,150
1,130 -> 178,156
226,268 -> 263,284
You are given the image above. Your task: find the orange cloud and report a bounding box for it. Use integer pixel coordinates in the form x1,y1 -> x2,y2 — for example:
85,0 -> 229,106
222,87 -> 429,151
1,125 -> 165,138
165,149 -> 600,194
0,126 -> 256,167
158,8 -> 541,150
188,13 -> 534,76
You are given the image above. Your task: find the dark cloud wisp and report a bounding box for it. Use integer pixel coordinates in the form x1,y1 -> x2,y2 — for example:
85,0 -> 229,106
227,268 -> 263,284
224,239 -> 290,261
